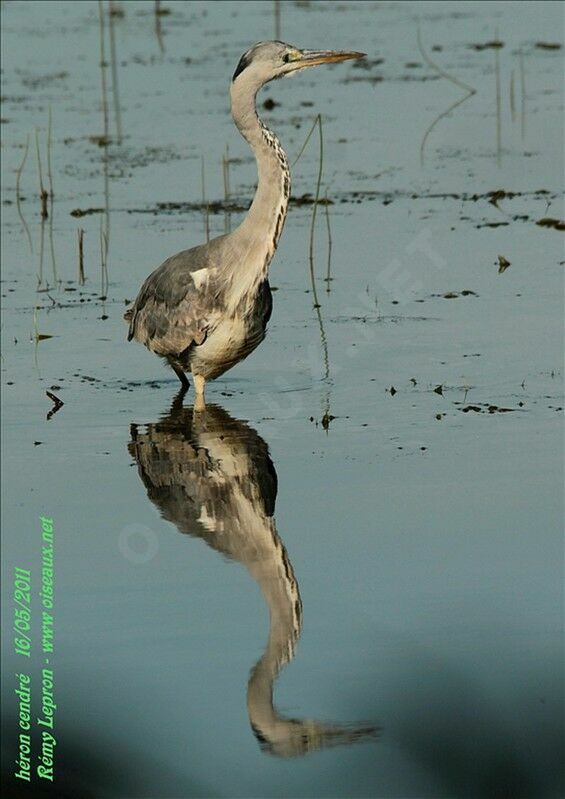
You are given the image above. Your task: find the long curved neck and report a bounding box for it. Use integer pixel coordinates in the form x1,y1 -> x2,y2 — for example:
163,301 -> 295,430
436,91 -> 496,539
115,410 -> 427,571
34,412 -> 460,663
246,521 -> 303,742
230,79 -> 291,277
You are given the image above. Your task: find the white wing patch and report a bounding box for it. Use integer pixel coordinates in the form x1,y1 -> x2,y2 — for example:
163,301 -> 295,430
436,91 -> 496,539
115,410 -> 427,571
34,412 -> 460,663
191,268 -> 209,290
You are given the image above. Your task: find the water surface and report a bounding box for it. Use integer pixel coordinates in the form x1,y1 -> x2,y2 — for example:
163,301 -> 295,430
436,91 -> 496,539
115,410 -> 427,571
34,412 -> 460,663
1,2 -> 563,797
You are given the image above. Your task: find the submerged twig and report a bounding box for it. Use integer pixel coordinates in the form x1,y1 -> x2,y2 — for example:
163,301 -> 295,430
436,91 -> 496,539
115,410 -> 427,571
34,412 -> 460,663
292,115 -> 330,305
47,107 -> 54,198
314,274 -> 331,429
35,129 -> 49,219
100,224 -> 109,296
98,0 -> 112,285
314,302 -> 330,382
48,194 -> 58,286
421,92 -> 476,166
519,50 -> 526,141
222,144 -> 231,201
154,0 -> 166,54
495,32 -> 501,165
201,155 -> 209,243
222,144 -> 231,234
418,28 -> 475,93
323,188 -> 333,293
37,212 -> 46,288
108,0 -> 123,144
102,123 -> 111,274
291,115 -> 320,167
308,114 -> 323,309
32,303 -> 54,341
417,27 -> 476,164
307,115 -> 331,413
294,113 -> 331,396
98,0 -> 110,147
16,134 -> 33,252
274,0 -> 281,41
97,0 -> 112,287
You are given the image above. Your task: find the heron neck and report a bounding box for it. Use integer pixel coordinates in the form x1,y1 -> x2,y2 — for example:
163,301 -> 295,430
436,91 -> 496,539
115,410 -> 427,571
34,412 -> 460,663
230,83 -> 291,273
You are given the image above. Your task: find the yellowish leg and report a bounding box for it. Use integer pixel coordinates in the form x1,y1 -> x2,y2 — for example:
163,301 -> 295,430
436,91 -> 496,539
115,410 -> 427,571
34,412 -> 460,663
193,373 -> 206,411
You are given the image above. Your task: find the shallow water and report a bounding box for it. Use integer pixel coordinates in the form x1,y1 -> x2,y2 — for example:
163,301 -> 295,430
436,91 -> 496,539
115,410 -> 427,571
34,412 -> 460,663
1,1 -> 563,797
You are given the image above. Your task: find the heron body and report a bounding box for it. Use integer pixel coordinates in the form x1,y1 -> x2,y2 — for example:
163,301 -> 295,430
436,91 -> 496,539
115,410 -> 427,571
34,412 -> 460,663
125,41 -> 363,408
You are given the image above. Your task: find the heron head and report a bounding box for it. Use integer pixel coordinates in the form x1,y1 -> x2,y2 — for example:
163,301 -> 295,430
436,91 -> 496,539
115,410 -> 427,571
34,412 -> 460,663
232,41 -> 364,87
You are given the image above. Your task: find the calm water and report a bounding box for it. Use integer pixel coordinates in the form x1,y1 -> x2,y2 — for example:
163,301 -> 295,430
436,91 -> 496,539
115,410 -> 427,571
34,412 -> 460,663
1,2 -> 563,797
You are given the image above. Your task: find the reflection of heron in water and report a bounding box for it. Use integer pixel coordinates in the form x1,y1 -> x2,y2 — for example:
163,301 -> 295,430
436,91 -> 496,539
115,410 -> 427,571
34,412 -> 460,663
128,399 -> 377,756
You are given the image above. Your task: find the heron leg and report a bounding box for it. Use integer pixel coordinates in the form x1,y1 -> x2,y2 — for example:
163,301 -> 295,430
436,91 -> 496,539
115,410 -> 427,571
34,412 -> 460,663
193,373 -> 206,411
169,359 -> 190,390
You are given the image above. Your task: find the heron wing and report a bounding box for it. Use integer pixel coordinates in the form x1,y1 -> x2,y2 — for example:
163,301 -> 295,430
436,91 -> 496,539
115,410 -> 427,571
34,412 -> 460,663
125,241 -> 224,356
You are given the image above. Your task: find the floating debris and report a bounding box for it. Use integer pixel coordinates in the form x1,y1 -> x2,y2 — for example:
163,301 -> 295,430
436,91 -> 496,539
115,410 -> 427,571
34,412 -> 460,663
459,403 -> 517,414
535,42 -> 562,50
291,192 -> 333,207
321,411 -> 335,430
70,207 -> 104,217
46,390 -> 64,420
488,190 -> 507,208
536,218 -> 565,231
21,71 -> 69,90
89,135 -> 110,147
498,255 -> 511,273
469,41 -> 505,51
434,289 -> 479,300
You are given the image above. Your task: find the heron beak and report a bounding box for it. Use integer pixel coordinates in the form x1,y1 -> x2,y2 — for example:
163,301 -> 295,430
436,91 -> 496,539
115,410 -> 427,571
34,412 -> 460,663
294,49 -> 365,68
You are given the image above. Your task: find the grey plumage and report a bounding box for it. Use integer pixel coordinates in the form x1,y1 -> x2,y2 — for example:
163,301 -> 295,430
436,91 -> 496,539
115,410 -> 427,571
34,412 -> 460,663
127,243 -> 215,353
125,41 -> 364,406
126,236 -> 272,380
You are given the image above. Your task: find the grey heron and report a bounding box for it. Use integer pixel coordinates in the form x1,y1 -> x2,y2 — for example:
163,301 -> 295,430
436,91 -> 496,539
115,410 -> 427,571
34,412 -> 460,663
125,41 -> 364,409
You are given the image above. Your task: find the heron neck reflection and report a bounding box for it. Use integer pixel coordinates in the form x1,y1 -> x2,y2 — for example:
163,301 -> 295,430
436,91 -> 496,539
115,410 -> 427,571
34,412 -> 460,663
128,399 -> 377,756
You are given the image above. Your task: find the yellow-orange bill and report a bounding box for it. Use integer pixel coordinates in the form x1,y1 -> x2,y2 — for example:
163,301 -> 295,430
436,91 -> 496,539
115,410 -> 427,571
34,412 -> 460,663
297,49 -> 366,67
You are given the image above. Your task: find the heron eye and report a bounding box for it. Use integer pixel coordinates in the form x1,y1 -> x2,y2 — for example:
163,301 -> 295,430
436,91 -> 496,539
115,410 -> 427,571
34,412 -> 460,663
283,53 -> 291,64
